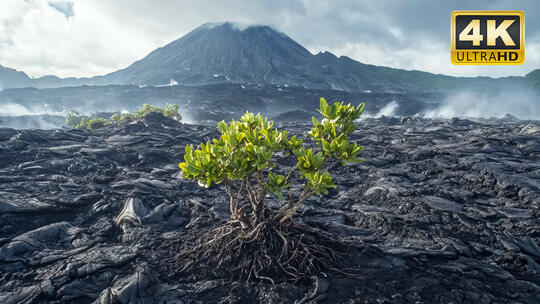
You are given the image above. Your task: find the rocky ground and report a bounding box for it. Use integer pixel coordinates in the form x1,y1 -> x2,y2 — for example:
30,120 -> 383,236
0,113 -> 539,303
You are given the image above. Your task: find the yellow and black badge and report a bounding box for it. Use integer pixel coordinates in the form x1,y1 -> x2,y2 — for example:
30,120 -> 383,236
451,11 -> 524,65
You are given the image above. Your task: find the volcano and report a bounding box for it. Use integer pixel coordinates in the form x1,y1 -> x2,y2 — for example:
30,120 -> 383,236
96,22 -> 313,87
1,22 -> 538,93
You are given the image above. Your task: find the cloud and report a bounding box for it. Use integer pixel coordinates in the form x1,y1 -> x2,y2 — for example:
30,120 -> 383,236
0,0 -> 161,78
48,0 -> 74,18
0,0 -> 538,78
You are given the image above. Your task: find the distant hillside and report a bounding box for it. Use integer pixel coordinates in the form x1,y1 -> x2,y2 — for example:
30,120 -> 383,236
0,65 -> 32,90
525,69 -> 540,89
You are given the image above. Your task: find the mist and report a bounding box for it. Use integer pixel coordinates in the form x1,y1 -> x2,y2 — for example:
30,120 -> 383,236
0,103 -> 64,117
1,87 -> 539,130
425,90 -> 540,120
362,101 -> 399,118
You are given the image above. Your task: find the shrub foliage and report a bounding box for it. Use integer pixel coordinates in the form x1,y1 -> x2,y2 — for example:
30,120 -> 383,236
77,117 -> 108,130
65,110 -> 82,128
134,103 -> 182,120
176,98 -> 364,282
64,103 -> 182,130
179,97 -> 364,226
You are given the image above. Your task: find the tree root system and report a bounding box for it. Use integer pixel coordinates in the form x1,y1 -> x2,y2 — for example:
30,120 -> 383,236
177,220 -> 351,284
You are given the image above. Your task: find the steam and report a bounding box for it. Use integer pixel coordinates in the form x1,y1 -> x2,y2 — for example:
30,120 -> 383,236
157,79 -> 178,87
362,101 -> 399,118
179,111 -> 196,124
377,101 -> 399,116
425,91 -> 540,120
0,100 -> 196,129
18,117 -> 60,129
0,103 -> 65,129
1,88 -> 538,130
0,103 -> 64,117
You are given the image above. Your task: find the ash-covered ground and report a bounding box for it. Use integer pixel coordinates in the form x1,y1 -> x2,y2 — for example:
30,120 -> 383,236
0,113 -> 539,303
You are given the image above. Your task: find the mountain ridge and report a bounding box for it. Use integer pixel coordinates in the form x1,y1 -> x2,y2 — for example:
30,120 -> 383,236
0,22 -> 538,92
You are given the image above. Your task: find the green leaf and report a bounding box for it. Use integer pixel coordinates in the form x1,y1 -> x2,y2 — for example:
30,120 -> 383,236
312,116 -> 319,127
320,97 -> 328,113
217,121 -> 228,133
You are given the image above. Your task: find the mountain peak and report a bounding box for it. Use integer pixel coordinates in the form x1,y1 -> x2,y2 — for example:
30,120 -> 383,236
199,21 -> 279,32
189,21 -> 294,44
102,22 -> 313,86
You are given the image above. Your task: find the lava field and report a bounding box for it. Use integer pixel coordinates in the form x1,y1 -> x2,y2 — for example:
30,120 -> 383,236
0,113 -> 539,303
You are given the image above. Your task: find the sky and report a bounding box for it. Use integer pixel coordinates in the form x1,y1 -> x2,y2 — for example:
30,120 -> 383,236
0,0 -> 538,79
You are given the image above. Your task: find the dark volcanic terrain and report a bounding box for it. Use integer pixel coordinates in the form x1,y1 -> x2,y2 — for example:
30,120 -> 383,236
0,114 -> 539,303
0,83 -> 442,129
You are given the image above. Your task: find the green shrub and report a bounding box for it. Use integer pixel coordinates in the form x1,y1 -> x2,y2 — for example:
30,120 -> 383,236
76,117 -> 108,130
110,113 -> 120,123
163,103 -> 182,120
177,97 -> 364,281
65,110 -> 82,127
65,103 -> 182,129
119,113 -> 135,122
179,97 -> 364,225
134,103 -> 182,120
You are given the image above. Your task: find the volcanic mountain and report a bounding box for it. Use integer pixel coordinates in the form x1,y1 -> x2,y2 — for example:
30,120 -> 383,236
0,22 -> 539,92
95,22 -> 314,87
95,22 -> 456,92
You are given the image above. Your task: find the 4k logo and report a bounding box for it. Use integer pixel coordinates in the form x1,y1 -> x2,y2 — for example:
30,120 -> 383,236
451,11 -> 524,65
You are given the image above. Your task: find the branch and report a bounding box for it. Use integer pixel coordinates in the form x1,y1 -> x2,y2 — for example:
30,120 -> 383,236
283,166 -> 296,184
278,189 -> 315,223
256,171 -> 265,202
273,184 -> 310,222
225,180 -> 237,219
245,176 -> 258,212
236,179 -> 245,207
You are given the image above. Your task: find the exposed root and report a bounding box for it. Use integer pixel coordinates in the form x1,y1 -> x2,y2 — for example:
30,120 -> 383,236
177,220 -> 350,283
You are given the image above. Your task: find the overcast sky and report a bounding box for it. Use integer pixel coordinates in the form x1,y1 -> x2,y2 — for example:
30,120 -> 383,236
0,0 -> 538,78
